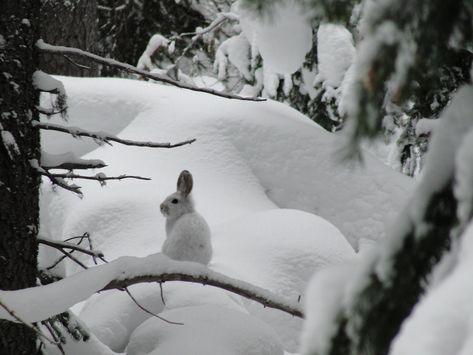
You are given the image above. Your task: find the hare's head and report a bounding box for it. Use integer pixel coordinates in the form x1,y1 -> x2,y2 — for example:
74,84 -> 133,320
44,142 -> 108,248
160,170 -> 195,219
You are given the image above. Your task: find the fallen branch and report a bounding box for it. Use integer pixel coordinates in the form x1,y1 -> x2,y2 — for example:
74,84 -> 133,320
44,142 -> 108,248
34,121 -> 196,148
36,40 -> 264,102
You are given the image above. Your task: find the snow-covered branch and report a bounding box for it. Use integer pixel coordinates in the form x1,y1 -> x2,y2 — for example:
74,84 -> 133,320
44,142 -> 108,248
103,270 -> 304,318
0,254 -> 303,323
34,121 -> 196,148
178,12 -> 239,39
36,40 -> 264,102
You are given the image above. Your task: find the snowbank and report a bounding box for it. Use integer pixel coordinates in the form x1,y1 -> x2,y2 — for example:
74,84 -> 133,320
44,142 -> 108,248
37,77 -> 411,352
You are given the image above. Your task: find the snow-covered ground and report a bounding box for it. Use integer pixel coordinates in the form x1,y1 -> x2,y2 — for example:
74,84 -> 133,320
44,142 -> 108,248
36,77 -> 412,354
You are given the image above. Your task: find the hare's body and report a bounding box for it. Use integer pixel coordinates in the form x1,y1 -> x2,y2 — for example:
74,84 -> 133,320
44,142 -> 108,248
160,170 -> 212,265
162,212 -> 212,264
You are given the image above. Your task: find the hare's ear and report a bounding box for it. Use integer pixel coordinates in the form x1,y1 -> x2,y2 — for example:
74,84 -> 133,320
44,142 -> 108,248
177,170 -> 193,197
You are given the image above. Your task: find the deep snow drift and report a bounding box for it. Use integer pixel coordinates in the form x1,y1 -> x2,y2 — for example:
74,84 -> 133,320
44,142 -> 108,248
37,77 -> 412,354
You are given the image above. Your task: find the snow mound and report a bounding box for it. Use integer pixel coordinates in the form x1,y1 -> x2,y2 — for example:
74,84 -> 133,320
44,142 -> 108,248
80,282 -> 246,352
38,76 -> 411,353
211,209 -> 355,351
40,77 -> 411,252
126,305 -> 284,355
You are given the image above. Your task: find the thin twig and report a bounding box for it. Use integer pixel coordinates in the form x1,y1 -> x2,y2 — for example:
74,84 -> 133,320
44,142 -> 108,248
53,247 -> 88,270
159,282 -> 166,305
99,256 -> 181,324
62,54 -> 92,70
124,288 -> 182,325
34,121 -> 196,149
38,237 -> 104,258
36,40 -> 264,102
41,320 -> 66,355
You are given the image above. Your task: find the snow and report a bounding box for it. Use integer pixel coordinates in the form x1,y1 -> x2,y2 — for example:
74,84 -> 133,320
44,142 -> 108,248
416,118 -> 439,137
214,33 -> 252,81
316,24 -> 355,88
41,150 -> 105,169
32,70 -> 66,95
126,305 -> 284,355
236,0 -> 313,74
33,76 -> 412,353
300,262 -> 357,355
1,129 -> 20,158
455,127 -> 473,226
136,34 -> 169,71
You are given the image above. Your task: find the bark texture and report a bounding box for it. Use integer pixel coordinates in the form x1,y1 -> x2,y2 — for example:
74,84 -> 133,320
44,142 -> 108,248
0,1 -> 41,353
39,0 -> 98,76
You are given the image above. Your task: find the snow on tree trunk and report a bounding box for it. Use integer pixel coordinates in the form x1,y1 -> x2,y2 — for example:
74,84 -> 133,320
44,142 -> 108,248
0,1 -> 41,353
39,0 -> 98,76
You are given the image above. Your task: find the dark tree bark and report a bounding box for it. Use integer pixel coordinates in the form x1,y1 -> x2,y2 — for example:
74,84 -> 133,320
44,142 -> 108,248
39,0 -> 98,76
0,1 -> 41,354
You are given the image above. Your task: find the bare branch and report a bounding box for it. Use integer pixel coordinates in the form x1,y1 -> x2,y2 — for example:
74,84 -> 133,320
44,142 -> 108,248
53,246 -> 89,270
34,121 -> 196,148
62,54 -> 92,70
36,40 -> 264,102
42,172 -> 151,182
35,165 -> 82,196
38,237 -> 104,258
102,272 -> 304,318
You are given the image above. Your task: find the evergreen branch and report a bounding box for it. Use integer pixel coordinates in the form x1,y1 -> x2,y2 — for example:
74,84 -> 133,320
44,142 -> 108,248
325,181 -> 457,355
36,40 -> 265,102
34,121 -> 196,148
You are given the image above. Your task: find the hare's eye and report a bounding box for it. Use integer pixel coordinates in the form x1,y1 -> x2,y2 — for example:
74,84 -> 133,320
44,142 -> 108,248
171,198 -> 179,204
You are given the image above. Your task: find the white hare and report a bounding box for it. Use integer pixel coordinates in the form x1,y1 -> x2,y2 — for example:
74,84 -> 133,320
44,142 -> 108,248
160,170 -> 212,265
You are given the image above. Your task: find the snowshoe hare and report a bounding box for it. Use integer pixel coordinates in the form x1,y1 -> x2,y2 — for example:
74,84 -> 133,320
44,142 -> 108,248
160,170 -> 212,265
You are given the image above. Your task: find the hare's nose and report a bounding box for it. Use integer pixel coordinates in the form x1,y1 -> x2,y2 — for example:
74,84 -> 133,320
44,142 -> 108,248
160,203 -> 164,211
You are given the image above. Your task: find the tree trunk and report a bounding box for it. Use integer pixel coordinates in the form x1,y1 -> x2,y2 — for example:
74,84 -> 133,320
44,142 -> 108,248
0,1 -> 41,353
39,0 -> 98,76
